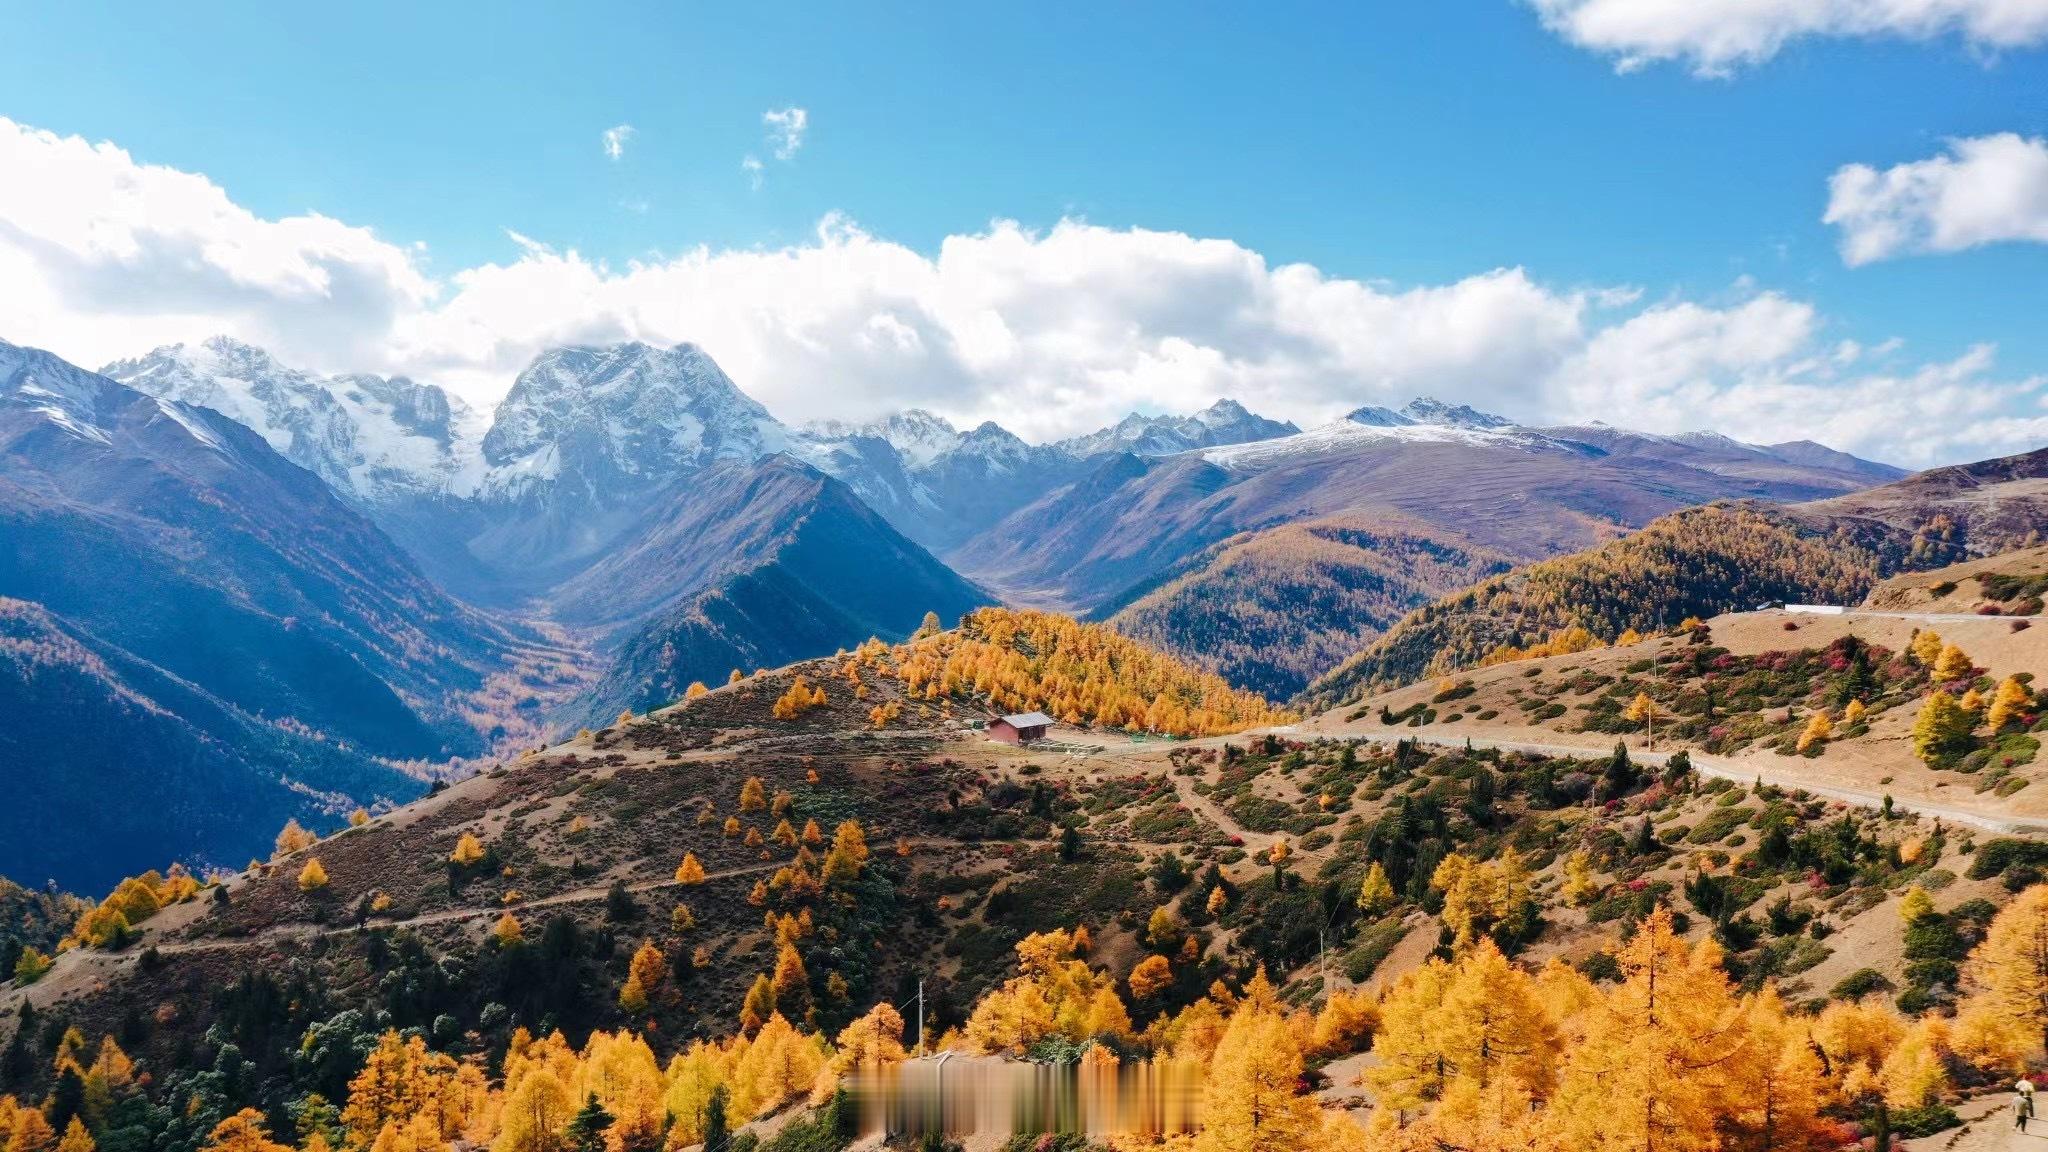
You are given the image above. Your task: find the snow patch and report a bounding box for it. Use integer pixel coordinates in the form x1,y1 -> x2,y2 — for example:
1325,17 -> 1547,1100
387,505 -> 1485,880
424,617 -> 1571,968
152,398 -> 224,452
1199,418 -> 1555,471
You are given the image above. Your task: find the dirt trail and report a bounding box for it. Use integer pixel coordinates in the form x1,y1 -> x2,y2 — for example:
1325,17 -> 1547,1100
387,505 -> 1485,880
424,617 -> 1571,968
1162,772 -> 1282,854
1286,723 -> 2048,836
1903,1094 -> 2043,1151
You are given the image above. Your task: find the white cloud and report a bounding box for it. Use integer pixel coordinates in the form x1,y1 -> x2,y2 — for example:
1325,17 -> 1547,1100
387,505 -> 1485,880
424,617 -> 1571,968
601,124 -> 634,161
0,116 -> 433,372
763,107 -> 807,161
1527,0 -> 2048,75
1549,294 -> 2048,463
2,116 -> 2042,468
741,154 -> 764,192
1825,133 -> 2048,263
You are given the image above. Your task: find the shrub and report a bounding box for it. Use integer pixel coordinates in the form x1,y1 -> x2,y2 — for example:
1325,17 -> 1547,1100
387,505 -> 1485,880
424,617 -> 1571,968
1966,838 -> 2048,880
1829,968 -> 1893,1001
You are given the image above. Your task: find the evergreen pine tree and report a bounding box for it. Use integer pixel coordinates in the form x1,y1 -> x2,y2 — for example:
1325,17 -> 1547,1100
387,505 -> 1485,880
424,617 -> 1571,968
1600,741 -> 1640,802
701,1084 -> 731,1152
565,1092 -> 615,1152
47,1063 -> 87,1132
1,1001 -> 33,1087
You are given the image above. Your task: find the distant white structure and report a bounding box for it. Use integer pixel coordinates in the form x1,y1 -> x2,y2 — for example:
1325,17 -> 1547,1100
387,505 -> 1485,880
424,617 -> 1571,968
1786,604 -> 1848,615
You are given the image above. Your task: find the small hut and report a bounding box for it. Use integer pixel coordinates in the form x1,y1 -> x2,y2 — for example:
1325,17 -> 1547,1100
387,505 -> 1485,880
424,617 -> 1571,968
987,711 -> 1054,745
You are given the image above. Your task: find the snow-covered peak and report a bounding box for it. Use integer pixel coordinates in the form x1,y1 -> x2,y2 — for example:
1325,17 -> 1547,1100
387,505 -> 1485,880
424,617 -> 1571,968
1,339 -> 245,455
1201,415 -> 1555,471
1670,430 -> 1756,453
798,408 -> 964,469
1344,405 -> 1416,428
1057,399 -> 1296,458
958,420 -> 1032,460
478,341 -> 788,500
103,337 -> 483,503
872,409 -> 963,464
2,338 -> 125,445
1399,396 -> 1515,430
1192,398 -> 1252,426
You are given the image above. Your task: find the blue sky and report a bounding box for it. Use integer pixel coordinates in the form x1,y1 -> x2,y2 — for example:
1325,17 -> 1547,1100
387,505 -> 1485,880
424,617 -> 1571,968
2,0 -> 2046,463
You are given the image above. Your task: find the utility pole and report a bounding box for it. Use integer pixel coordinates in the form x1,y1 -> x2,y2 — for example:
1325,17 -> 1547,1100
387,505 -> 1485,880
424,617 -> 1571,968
916,979 -> 926,1057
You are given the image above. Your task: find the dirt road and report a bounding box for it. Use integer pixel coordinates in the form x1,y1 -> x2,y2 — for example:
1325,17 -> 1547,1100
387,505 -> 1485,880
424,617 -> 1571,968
1278,723 -> 2048,836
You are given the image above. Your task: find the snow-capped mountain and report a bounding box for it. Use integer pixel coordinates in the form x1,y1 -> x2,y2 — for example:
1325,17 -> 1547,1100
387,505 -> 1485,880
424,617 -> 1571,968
1202,401 -> 1555,471
790,411 -> 1092,551
801,408 -> 963,468
1054,399 -> 1298,458
1399,396 -> 1515,430
478,342 -> 786,505
1337,397 -> 1516,431
954,394 -> 1911,617
103,337 -> 487,505
92,338 -> 1907,617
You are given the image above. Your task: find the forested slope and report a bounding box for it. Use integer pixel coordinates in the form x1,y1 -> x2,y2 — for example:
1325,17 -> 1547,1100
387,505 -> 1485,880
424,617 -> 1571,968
1103,514 -> 1513,699
1301,504 -> 1890,708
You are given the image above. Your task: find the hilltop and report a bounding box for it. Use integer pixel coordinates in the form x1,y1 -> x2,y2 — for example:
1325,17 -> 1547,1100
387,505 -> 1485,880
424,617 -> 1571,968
1308,543 -> 2048,836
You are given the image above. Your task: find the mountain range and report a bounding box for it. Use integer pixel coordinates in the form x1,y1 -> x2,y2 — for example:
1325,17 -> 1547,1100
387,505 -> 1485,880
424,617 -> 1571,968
0,332 -> 1925,886
96,338 -> 1915,704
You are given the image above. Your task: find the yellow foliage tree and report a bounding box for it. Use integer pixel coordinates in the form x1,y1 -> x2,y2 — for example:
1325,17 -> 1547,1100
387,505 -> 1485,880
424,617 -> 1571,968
1129,955 -> 1173,1002
1549,908 -> 1757,1152
297,858 -> 329,892
1989,675 -> 2033,731
674,853 -> 706,885
1964,884 -> 2048,1057
273,819 -> 317,859
450,833 -> 486,867
1913,690 -> 1976,765
492,913 -> 523,947
823,820 -> 870,887
198,1110 -> 292,1152
1357,861 -> 1397,917
1910,629 -> 1945,666
728,1014 -> 825,1121
1561,849 -> 1597,906
739,776 -> 767,812
1796,710 -> 1833,753
55,1118 -> 94,1152
342,1032 -> 460,1148
1879,1017 -> 1952,1108
1194,996 -> 1322,1152
1933,642 -> 1974,682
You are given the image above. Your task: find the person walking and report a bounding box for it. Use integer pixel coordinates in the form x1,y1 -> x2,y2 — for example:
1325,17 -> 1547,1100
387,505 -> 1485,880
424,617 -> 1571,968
2020,1086 -> 2035,1133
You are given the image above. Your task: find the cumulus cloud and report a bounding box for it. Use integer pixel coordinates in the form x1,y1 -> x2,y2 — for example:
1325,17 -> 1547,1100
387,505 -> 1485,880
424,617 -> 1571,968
1527,0 -> 2048,75
2,116 -> 2042,468
1550,295 -> 2048,463
1825,133 -> 2048,264
0,116 -> 433,373
763,107 -> 807,161
601,124 -> 635,161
